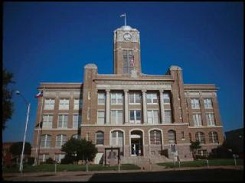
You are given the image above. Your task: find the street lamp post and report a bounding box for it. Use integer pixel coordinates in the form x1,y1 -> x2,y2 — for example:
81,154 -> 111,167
16,90 -> 31,173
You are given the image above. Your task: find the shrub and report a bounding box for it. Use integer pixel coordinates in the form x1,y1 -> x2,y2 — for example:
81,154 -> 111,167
46,157 -> 55,164
209,146 -> 233,159
195,155 -> 208,159
60,155 -> 75,164
27,157 -> 35,165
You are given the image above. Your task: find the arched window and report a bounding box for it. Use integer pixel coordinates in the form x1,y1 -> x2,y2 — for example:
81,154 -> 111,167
40,134 -> 51,148
195,132 -> 205,144
111,131 -> 123,147
150,130 -> 161,145
96,131 -> 104,145
208,131 -> 218,143
71,134 -> 80,139
168,130 -> 176,144
56,134 -> 67,148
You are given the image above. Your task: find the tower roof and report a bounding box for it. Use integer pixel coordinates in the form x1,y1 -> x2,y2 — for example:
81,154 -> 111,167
120,25 -> 133,30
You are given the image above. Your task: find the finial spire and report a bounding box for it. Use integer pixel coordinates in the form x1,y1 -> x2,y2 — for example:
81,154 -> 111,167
120,13 -> 127,26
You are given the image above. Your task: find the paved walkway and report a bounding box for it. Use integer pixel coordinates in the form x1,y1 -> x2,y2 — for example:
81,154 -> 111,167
2,165 -> 243,182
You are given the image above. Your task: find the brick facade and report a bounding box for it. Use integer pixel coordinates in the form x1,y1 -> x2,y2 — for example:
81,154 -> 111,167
31,25 -> 224,164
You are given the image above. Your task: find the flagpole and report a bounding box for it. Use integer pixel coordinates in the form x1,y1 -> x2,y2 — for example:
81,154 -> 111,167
120,13 -> 127,26
34,89 -> 44,165
124,14 -> 127,26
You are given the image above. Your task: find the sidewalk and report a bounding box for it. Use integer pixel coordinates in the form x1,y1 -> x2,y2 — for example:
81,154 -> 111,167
3,165 -> 243,182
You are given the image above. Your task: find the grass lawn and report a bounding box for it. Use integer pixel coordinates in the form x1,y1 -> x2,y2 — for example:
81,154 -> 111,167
157,158 -> 244,168
2,163 -> 141,173
3,159 -> 243,173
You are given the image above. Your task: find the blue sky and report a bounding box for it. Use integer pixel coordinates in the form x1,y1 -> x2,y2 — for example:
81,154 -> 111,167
3,2 -> 243,144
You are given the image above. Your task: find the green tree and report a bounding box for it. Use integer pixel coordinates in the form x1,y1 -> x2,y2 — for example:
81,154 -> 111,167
190,140 -> 201,160
9,142 -> 32,162
61,138 -> 98,164
61,138 -> 81,163
2,68 -> 15,130
78,139 -> 98,161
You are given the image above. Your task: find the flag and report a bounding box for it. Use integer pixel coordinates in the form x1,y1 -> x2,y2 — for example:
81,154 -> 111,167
120,13 -> 126,17
35,90 -> 43,98
35,121 -> 43,128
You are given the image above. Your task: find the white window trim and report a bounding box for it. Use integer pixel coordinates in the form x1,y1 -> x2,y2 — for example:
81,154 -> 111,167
147,110 -> 159,124
42,114 -> 53,129
97,111 -> 105,124
59,98 -> 70,110
111,110 -> 123,124
58,114 -> 68,129
193,113 -> 202,126
146,93 -> 158,104
98,93 -> 106,105
55,134 -> 67,148
206,113 -> 215,126
111,93 -> 123,105
44,98 -> 55,110
129,110 -> 141,124
191,98 -> 200,109
129,93 -> 141,104
204,98 -> 213,109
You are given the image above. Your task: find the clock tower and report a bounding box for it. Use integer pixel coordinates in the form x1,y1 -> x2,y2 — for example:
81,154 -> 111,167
113,25 -> 141,75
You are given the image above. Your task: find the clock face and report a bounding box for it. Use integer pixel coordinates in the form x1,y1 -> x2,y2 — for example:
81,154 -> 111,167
123,33 -> 132,41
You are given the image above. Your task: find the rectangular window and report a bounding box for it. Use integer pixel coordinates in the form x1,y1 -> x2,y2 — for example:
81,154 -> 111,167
206,113 -> 215,126
146,93 -> 158,104
97,111 -> 105,125
44,98 -> 55,110
129,92 -> 141,104
196,132 -> 205,144
59,99 -> 69,110
164,110 -> 172,123
163,93 -> 170,104
56,135 -> 67,148
42,114 -> 53,129
123,50 -> 134,74
58,114 -> 68,128
191,99 -> 200,109
193,113 -> 202,126
197,150 -> 208,157
74,99 -> 82,110
130,110 -> 141,124
111,110 -> 123,124
111,93 -> 123,105
204,98 -> 213,109
73,114 -> 81,128
209,132 -> 218,143
98,93 -> 105,105
40,135 -> 51,148
147,110 -> 159,124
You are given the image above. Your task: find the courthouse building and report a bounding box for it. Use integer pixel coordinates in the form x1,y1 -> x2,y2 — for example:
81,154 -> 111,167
31,23 -> 224,164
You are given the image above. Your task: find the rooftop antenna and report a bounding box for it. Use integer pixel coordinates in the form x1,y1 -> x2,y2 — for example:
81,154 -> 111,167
120,13 -> 127,26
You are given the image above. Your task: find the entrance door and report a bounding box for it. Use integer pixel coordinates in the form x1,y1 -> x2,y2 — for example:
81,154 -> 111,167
130,130 -> 143,156
131,138 -> 142,156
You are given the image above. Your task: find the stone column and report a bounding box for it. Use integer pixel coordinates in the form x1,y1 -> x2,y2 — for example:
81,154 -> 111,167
142,90 -> 147,124
159,89 -> 165,124
124,89 -> 129,124
106,89 -> 110,124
